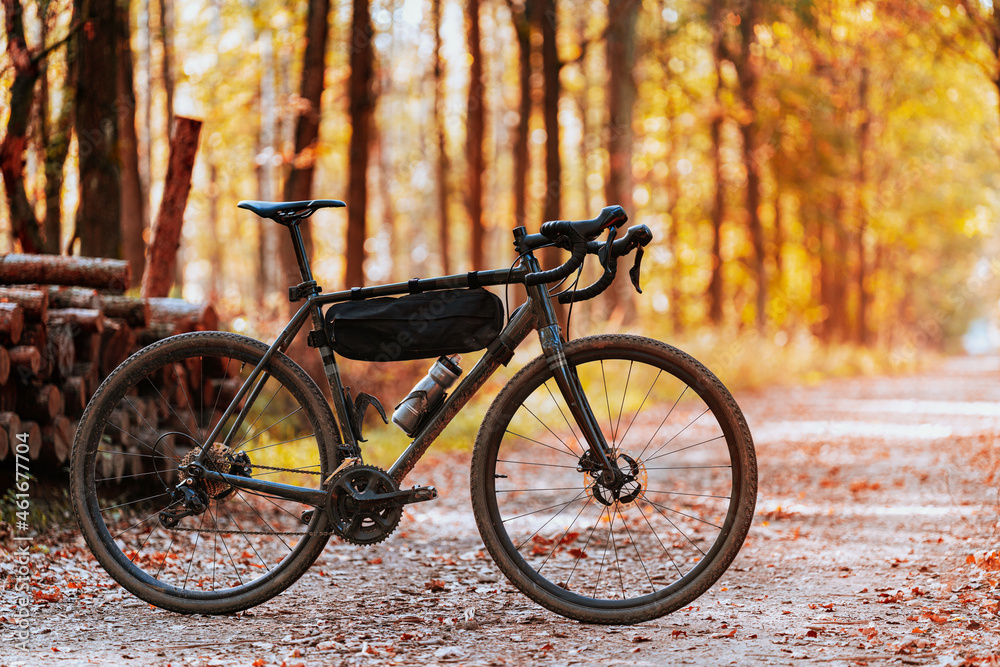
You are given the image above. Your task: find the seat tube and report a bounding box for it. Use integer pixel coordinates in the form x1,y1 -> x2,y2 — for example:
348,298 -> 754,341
523,254 -> 616,474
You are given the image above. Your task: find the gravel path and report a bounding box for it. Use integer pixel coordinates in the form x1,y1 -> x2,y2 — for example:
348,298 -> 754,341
3,355 -> 999,666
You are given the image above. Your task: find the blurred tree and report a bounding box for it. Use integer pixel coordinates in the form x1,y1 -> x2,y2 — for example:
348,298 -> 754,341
466,0 -> 485,271
119,0 -> 146,286
432,0 -> 451,274
605,0 -> 640,321
540,0 -> 561,273
75,0 -> 122,259
345,0 -> 373,288
508,0 -> 532,230
268,0 -> 331,291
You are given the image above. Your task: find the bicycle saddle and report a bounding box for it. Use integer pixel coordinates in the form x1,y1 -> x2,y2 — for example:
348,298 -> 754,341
237,199 -> 346,222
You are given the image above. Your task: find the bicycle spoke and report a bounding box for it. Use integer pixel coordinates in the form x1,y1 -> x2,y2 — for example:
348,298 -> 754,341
504,493 -> 589,525
144,377 -> 199,442
242,432 -> 316,455
634,500 -> 684,578
100,492 -> 169,513
513,489 -> 590,550
521,404 -> 580,457
640,497 -> 706,560
618,506 -> 655,595
542,382 -> 582,448
613,361 -> 633,445
236,406 -> 302,448
503,430 -> 579,459
615,369 -> 661,452
642,497 -> 722,529
538,495 -> 593,573
636,385 -> 687,461
495,487 -> 582,493
645,408 -> 709,461
496,459 -> 579,469
172,361 -> 201,441
182,511 -> 207,590
644,434 -> 725,462
235,377 -> 279,445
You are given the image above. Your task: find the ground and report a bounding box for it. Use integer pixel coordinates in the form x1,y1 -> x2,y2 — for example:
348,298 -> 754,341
3,355 -> 1000,666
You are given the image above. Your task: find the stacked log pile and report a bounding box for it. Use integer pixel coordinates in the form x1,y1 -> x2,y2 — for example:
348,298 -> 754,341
0,254 -> 219,473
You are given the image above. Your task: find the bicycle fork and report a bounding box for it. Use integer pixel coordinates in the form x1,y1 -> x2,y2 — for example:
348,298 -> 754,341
523,255 -> 622,488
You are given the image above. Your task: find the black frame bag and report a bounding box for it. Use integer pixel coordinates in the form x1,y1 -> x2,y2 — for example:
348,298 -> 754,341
325,288 -> 505,362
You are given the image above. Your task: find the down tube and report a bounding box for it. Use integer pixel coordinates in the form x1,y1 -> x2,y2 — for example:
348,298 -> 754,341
388,304 -> 538,484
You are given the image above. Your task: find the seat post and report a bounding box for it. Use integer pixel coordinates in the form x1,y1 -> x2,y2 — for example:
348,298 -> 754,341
287,222 -> 315,283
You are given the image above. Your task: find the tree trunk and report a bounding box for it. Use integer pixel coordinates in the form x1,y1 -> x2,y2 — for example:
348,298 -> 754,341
0,0 -> 44,253
733,0 -> 766,331
465,0 -> 486,271
604,0 -> 640,321
708,65 -> 725,325
345,0 -> 374,288
257,28 -> 277,302
510,0 -> 532,229
540,0 -> 561,270
432,0 -> 451,275
282,0 -> 332,292
42,25 -> 75,256
855,67 -> 871,346
141,117 -> 202,298
75,0 -> 122,259
118,0 -> 146,288
158,0 -> 174,132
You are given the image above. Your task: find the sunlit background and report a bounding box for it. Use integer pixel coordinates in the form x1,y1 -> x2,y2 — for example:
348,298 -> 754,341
3,0 -> 1000,385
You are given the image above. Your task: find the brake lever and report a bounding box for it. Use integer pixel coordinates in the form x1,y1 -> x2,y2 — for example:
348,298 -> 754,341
629,246 -> 645,294
598,226 -> 618,269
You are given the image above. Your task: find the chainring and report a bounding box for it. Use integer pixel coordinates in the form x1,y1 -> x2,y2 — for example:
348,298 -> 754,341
326,464 -> 402,545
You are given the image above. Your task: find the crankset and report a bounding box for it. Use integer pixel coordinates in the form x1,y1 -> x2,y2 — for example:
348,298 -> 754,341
326,464 -> 437,545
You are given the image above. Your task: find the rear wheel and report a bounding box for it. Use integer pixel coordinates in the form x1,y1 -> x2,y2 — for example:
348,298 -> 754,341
470,334 -> 756,624
70,332 -> 341,615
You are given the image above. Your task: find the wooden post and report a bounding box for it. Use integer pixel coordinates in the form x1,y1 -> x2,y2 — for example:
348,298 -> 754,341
141,116 -> 202,298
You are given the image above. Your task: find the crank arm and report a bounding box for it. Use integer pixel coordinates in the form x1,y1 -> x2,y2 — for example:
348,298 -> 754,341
349,485 -> 438,510
186,463 -> 327,507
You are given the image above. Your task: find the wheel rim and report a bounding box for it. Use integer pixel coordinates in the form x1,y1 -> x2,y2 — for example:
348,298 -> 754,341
83,346 -> 330,598
484,345 -> 744,609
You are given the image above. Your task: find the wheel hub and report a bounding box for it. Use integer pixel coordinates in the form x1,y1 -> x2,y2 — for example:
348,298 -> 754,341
584,452 -> 646,507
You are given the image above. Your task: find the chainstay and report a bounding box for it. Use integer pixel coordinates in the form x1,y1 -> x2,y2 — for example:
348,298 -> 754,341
169,461 -> 329,535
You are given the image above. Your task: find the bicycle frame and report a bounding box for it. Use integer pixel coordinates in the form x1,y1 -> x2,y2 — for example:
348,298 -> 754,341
190,223 -> 616,507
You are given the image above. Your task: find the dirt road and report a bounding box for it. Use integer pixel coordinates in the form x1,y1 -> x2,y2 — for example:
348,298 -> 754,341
3,355 -> 999,666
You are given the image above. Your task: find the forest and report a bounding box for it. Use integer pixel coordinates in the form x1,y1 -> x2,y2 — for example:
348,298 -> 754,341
2,0 -> 1000,356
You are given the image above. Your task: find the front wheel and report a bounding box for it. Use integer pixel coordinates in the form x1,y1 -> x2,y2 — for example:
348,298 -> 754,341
470,334 -> 756,624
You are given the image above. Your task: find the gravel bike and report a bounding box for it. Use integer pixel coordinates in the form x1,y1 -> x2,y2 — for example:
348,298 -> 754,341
71,199 -> 757,625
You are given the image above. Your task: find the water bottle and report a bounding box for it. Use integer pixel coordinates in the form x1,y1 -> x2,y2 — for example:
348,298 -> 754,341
392,355 -> 463,436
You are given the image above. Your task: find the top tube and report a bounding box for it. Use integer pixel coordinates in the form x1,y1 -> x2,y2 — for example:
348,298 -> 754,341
310,266 -> 530,307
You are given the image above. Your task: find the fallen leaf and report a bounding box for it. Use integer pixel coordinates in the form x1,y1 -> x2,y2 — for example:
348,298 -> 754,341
424,580 -> 446,592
